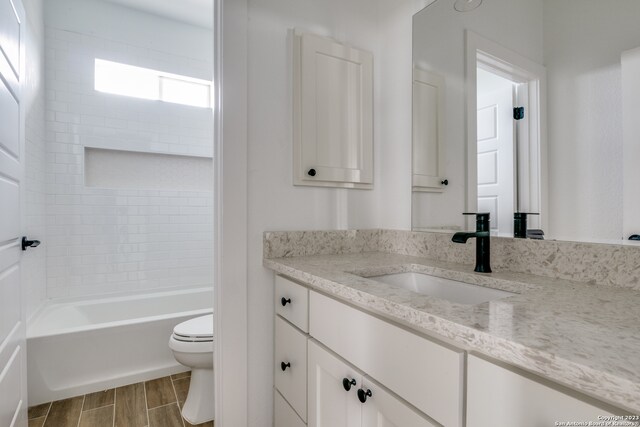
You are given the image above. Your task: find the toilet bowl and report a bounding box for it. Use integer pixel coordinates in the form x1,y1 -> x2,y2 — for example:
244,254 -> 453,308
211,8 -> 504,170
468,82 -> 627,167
169,314 -> 214,424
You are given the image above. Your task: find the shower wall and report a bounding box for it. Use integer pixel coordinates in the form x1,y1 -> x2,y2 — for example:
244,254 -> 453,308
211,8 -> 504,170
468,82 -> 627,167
41,0 -> 214,299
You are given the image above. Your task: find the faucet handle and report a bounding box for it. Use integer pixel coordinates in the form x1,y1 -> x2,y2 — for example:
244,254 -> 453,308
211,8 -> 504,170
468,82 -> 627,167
514,212 -> 539,218
463,212 -> 491,221
462,212 -> 490,232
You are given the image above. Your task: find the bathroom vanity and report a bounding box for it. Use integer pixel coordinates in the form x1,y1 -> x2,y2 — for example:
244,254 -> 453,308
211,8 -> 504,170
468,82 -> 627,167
264,230 -> 640,427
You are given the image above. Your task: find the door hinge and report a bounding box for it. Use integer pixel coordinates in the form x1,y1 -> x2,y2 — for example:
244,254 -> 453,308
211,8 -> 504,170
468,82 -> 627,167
513,107 -> 525,120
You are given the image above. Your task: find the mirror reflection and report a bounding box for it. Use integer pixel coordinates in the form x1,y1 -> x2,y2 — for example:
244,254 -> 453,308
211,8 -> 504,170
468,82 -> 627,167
411,0 -> 640,243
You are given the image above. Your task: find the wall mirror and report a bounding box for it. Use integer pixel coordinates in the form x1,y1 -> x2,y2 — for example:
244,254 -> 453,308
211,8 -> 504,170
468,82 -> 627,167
411,0 -> 640,243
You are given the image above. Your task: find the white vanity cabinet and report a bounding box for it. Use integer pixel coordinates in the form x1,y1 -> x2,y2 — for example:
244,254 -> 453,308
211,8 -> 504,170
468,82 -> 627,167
307,340 -> 362,427
466,355 -> 616,427
273,274 -> 625,427
308,340 -> 437,427
274,276 -> 310,426
360,376 -> 440,427
309,290 -> 464,427
274,274 -> 457,427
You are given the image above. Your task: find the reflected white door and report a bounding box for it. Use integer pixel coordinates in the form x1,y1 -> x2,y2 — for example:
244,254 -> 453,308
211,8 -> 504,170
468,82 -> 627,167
477,84 -> 515,236
0,0 -> 27,426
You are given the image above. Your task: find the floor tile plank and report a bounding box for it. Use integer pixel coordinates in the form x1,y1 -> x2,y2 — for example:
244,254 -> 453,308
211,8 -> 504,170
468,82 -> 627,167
84,389 -> 115,410
184,419 -> 213,427
28,417 -> 46,427
148,403 -> 184,427
28,403 -> 51,419
170,371 -> 191,381
79,406 -> 114,427
145,376 -> 177,409
115,383 -> 148,427
172,378 -> 190,408
43,396 -> 84,427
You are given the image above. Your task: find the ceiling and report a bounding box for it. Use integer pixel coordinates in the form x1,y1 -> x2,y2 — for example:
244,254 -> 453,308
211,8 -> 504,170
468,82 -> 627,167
102,0 -> 213,29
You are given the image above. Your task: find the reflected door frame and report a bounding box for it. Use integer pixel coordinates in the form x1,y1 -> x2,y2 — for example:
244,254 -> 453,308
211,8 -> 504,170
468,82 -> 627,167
465,31 -> 548,234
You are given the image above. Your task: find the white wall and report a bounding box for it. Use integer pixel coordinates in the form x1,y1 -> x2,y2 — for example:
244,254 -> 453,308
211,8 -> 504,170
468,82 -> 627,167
543,0 -> 640,241
41,0 -> 214,298
245,0 -> 417,424
22,0 -> 47,319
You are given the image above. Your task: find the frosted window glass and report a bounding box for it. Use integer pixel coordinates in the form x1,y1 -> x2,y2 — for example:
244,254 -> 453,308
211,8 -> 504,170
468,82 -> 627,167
95,59 -> 159,100
161,77 -> 210,108
94,59 -> 212,108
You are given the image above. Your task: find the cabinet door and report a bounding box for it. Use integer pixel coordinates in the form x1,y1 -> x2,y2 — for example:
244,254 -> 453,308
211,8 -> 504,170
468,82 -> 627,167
275,390 -> 306,427
412,68 -> 446,192
308,340 -> 362,427
467,355 -> 616,427
309,291 -> 464,427
361,377 -> 439,427
275,317 -> 308,421
294,32 -> 373,188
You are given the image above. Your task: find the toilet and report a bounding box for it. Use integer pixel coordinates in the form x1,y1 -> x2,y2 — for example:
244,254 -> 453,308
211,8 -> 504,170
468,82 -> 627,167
169,314 -> 214,424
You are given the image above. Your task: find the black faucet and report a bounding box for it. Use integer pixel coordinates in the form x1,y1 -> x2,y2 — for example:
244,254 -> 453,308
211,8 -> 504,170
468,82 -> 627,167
513,212 -> 539,239
451,213 -> 491,273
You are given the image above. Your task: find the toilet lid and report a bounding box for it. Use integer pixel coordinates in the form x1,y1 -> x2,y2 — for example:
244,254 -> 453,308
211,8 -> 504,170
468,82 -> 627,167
173,314 -> 214,342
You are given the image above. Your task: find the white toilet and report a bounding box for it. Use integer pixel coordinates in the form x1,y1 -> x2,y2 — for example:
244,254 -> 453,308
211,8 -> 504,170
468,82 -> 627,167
169,314 -> 214,424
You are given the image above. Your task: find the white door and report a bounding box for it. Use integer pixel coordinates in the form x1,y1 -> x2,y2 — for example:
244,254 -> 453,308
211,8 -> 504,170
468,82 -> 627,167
477,76 -> 515,236
0,0 -> 27,426
308,340 -> 362,427
361,377 -> 438,427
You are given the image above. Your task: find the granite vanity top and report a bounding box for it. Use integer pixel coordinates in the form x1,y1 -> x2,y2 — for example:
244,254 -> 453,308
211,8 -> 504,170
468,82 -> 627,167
264,252 -> 640,413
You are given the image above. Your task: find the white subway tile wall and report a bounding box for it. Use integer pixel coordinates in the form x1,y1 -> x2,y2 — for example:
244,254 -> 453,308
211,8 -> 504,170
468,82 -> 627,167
84,148 -> 214,192
44,25 -> 214,298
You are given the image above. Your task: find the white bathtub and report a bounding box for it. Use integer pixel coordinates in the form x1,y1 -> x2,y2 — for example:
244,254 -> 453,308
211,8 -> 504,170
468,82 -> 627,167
27,287 -> 213,405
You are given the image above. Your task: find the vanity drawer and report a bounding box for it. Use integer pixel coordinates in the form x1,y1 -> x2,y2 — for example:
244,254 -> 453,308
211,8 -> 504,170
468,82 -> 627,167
276,275 -> 309,332
275,316 -> 308,421
309,291 -> 464,427
275,389 -> 306,427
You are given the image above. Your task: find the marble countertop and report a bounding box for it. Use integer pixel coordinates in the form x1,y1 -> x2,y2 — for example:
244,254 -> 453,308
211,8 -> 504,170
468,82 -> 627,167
264,252 -> 640,413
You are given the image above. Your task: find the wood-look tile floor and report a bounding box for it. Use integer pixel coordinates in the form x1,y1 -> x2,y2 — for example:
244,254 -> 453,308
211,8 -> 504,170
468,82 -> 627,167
27,372 -> 214,427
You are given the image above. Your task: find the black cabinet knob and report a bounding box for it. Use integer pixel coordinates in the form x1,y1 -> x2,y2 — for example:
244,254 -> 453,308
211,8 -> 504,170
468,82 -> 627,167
22,237 -> 41,251
281,362 -> 291,371
441,179 -> 449,186
308,168 -> 317,177
342,378 -> 356,392
281,297 -> 291,306
357,388 -> 372,403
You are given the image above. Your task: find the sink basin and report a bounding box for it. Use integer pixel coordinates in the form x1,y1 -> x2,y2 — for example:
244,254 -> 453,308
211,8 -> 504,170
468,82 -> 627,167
369,272 -> 515,304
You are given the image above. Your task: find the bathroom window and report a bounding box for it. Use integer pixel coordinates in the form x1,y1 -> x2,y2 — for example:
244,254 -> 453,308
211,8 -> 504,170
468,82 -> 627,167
94,59 -> 212,108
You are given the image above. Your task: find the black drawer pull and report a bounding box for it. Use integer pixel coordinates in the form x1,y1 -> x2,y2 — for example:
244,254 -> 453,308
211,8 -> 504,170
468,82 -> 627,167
358,388 -> 372,403
342,378 -> 356,391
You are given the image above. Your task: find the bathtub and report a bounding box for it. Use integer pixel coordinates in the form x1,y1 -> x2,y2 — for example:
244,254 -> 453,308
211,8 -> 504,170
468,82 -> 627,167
27,287 -> 213,405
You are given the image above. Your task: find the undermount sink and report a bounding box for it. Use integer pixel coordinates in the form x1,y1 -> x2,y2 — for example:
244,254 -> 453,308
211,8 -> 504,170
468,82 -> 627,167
369,272 -> 516,304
